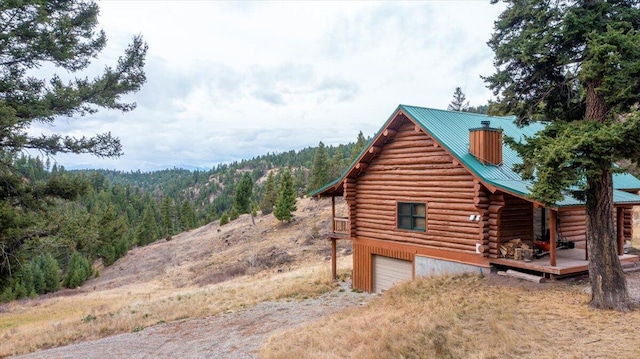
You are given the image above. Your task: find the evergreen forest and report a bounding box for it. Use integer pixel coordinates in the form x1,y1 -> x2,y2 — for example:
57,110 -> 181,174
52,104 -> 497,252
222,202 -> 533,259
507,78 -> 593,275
0,133 -> 368,301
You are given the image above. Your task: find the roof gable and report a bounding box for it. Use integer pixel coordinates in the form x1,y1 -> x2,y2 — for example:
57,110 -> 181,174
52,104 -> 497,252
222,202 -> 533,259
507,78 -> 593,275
312,105 -> 640,207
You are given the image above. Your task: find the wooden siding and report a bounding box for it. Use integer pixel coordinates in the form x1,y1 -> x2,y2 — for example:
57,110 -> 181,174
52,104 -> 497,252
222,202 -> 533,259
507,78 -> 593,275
485,194 -> 532,258
469,128 -> 502,165
557,208 -> 632,248
349,122 -> 491,292
474,182 -> 491,256
500,196 -> 533,243
353,122 -> 480,253
624,208 -> 632,240
487,194 -> 504,258
558,209 -> 586,247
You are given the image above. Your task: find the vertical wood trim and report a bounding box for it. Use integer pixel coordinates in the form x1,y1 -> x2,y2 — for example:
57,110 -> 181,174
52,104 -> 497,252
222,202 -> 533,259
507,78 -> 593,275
331,238 -> 337,281
550,210 -> 557,266
617,207 -> 624,255
469,128 -> 503,165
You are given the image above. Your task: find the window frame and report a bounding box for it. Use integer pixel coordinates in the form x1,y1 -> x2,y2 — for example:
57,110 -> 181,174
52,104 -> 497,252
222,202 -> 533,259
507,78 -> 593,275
397,202 -> 426,232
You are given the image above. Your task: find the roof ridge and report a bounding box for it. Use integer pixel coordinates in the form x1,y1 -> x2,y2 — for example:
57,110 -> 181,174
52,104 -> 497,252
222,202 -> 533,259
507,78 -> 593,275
398,104 -> 514,120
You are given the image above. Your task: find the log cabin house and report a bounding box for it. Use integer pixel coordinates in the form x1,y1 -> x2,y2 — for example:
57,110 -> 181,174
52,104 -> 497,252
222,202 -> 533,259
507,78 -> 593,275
312,105 -> 640,293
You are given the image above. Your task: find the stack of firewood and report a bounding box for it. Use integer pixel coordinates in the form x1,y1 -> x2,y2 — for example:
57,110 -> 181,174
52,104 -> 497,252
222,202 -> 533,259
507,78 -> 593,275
500,238 -> 533,261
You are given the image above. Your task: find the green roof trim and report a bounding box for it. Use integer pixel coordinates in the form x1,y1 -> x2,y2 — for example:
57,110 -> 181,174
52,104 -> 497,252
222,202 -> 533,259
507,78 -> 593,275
312,104 -> 640,207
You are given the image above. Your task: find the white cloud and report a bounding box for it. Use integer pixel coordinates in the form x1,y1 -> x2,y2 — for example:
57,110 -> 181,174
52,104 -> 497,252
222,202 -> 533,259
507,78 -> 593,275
31,1 -> 506,171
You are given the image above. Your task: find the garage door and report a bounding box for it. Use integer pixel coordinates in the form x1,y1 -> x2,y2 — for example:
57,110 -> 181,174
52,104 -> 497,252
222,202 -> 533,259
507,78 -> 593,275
373,255 -> 413,294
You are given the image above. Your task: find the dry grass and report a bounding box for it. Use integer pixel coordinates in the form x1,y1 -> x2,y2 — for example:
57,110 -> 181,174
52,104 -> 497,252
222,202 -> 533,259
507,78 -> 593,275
0,261 -> 338,357
260,274 -> 640,359
0,196 -> 345,357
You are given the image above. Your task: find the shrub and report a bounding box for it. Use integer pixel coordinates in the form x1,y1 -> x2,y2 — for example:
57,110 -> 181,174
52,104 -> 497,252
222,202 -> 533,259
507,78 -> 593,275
219,212 -> 229,226
38,252 -> 61,293
64,252 -> 92,288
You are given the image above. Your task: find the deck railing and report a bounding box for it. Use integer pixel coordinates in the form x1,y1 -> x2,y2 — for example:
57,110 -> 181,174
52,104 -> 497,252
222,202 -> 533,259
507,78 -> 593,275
333,217 -> 349,235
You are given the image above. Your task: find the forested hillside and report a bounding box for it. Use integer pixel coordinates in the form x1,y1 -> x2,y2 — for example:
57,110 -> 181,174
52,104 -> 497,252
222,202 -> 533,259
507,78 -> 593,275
0,132 -> 367,301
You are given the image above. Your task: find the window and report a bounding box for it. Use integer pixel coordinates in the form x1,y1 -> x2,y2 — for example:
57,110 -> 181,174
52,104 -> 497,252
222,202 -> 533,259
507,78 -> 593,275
397,202 -> 426,231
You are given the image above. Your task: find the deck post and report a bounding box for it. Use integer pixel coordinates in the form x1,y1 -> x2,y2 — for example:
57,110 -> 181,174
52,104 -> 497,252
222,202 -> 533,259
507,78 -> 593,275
331,196 -> 336,233
549,209 -> 557,266
617,207 -> 624,255
331,237 -> 337,281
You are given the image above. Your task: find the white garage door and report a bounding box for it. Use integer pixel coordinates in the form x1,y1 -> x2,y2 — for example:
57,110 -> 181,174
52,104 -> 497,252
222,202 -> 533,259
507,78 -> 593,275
373,255 -> 413,294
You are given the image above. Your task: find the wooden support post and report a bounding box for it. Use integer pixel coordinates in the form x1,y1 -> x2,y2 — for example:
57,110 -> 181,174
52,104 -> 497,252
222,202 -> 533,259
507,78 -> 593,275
617,207 -> 624,256
331,238 -> 337,281
331,196 -> 336,233
549,209 -> 557,267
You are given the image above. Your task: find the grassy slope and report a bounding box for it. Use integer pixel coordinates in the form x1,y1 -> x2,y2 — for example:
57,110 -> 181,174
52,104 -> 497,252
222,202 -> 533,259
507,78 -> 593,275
0,197 -> 348,357
2,200 -> 639,358
261,274 -> 640,359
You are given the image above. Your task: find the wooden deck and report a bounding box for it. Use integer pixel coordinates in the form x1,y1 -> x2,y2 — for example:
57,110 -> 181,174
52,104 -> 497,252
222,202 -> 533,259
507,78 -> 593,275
490,249 -> 639,276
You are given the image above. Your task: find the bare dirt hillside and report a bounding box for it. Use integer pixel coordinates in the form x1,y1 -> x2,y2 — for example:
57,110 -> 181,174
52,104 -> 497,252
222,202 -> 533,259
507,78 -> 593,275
88,197 -> 348,291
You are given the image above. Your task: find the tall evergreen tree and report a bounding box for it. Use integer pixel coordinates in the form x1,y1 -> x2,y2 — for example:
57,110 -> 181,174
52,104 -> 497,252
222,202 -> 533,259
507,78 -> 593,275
97,204 -> 129,266
350,131 -> 367,162
160,197 -> 173,237
234,172 -> 253,214
447,87 -> 469,112
485,0 -> 640,310
309,141 -> 330,191
259,171 -> 277,215
293,167 -> 307,197
0,0 -> 147,285
180,200 -> 196,230
274,168 -> 297,223
329,150 -> 346,180
135,205 -> 159,246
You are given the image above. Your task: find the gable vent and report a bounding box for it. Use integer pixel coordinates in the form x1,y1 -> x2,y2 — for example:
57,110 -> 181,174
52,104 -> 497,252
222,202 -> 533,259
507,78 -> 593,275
469,120 -> 502,166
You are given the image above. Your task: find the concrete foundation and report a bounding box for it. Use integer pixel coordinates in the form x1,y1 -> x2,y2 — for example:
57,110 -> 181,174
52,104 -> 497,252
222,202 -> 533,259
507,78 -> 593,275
415,255 -> 487,277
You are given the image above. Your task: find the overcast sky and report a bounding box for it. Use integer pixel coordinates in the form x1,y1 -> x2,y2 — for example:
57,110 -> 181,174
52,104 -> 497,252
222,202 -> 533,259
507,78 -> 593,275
30,1 -> 506,172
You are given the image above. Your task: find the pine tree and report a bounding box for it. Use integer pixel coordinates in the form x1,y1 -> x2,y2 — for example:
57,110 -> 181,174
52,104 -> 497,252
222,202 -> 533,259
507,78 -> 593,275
38,253 -> 61,293
447,87 -> 469,112
0,0 -> 147,286
180,200 -> 196,230
329,150 -> 345,180
219,212 -> 229,226
293,167 -> 307,197
350,131 -> 367,162
135,205 -> 159,246
259,171 -> 277,215
485,0 -> 640,310
274,168 -> 297,222
160,197 -> 173,237
310,141 -> 330,191
97,204 -> 129,266
234,172 -> 253,214
64,252 -> 92,288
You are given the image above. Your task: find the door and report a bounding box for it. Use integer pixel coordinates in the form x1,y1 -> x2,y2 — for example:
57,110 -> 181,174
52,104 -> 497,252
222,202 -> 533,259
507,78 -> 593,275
373,255 -> 413,294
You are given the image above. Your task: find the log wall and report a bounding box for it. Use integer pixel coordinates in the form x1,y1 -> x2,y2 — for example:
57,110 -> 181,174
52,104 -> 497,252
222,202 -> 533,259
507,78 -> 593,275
474,181 -> 490,256
553,207 -> 632,250
558,209 -> 586,248
624,208 -> 633,241
350,122 -> 486,290
500,196 -> 533,243
353,122 -> 479,253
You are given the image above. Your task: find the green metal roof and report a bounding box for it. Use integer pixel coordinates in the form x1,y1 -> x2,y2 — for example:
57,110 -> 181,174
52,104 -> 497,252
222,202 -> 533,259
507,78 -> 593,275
312,104 -> 640,207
